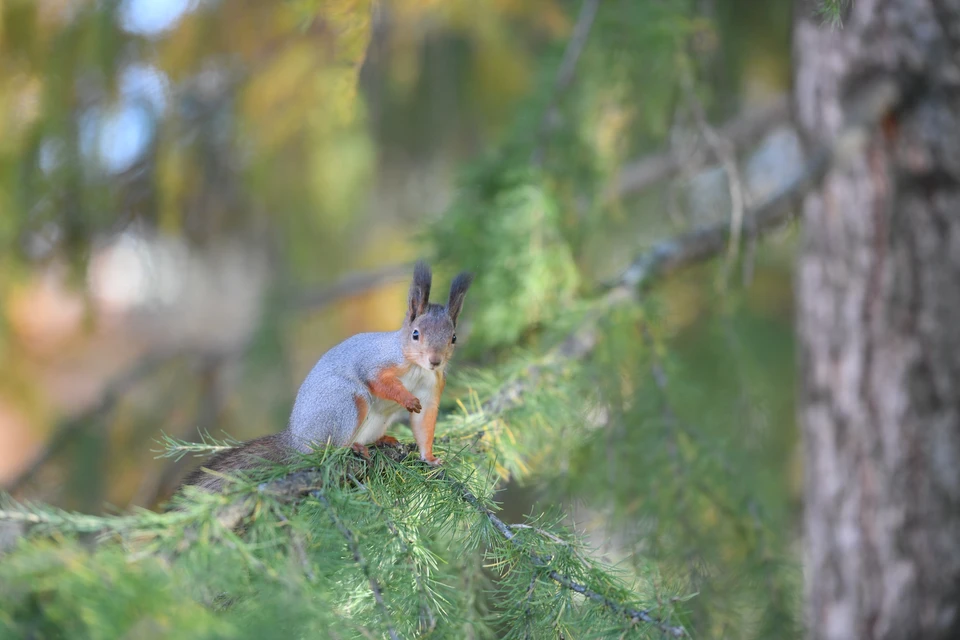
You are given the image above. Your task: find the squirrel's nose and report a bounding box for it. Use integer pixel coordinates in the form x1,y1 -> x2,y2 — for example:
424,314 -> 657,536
429,356 -> 442,368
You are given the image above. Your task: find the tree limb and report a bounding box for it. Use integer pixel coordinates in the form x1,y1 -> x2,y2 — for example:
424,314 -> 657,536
314,491 -> 401,640
438,468 -> 686,637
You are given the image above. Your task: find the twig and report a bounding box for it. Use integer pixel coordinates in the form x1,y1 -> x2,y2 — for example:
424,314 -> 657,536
605,96 -> 789,202
274,510 -> 316,583
153,432 -> 241,461
681,72 -> 749,285
613,79 -> 900,295
313,491 -> 401,640
349,474 -> 436,634
438,469 -> 686,636
293,263 -> 413,311
531,0 -> 602,165
522,573 -> 539,640
509,523 -> 591,565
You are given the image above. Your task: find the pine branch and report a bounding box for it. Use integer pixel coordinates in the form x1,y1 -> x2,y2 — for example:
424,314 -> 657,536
293,263 -> 413,311
437,468 -> 686,637
349,473 -> 437,634
3,442 -> 680,635
469,76 -> 902,486
153,431 -> 242,461
314,491 -> 401,640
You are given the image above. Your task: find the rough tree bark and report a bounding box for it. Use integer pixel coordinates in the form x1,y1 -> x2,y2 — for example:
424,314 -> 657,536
795,1 -> 960,639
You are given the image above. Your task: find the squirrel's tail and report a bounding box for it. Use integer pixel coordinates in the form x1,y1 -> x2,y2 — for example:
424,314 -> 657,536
179,433 -> 293,494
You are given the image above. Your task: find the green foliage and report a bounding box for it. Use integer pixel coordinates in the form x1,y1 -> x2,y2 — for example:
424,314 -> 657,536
0,543 -> 228,640
1,439 -> 686,639
817,0 -> 850,27
429,158 -> 579,352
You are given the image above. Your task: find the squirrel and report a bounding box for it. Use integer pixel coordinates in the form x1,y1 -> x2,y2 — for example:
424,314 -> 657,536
180,261 -> 472,493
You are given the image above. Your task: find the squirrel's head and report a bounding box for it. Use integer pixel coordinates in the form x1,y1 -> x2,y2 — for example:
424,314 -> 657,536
402,261 -> 473,372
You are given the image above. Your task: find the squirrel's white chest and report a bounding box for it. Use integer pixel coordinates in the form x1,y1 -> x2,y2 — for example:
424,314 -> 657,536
354,366 -> 440,444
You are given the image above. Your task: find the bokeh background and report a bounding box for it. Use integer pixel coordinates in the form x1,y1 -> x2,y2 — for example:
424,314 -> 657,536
1,0 -> 797,574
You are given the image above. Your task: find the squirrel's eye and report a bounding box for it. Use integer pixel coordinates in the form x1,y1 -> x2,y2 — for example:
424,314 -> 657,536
452,334 -> 457,344
412,329 -> 420,341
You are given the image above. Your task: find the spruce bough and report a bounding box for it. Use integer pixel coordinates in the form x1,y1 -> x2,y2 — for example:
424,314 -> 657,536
1,431 -> 686,639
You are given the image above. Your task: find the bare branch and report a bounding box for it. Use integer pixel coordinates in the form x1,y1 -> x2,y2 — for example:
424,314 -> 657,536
681,72 -> 749,284
605,96 -> 790,202
293,263 -> 413,312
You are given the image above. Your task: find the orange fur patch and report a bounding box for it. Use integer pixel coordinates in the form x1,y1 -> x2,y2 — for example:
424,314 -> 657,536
412,375 -> 444,462
367,365 -> 419,411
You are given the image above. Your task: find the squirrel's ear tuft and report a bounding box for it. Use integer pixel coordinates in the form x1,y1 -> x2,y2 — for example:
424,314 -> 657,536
446,271 -> 473,326
408,261 -> 432,322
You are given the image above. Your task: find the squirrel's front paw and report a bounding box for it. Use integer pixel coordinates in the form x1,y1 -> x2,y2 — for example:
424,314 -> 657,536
405,396 -> 422,413
421,455 -> 442,467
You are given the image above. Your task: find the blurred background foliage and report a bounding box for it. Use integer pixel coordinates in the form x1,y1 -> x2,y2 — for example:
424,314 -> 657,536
1,0 -> 800,636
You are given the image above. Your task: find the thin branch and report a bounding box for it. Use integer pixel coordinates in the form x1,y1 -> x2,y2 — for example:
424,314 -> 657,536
605,96 -> 789,202
293,263 -> 413,311
313,491 -> 401,640
509,523 -> 591,565
350,473 -> 436,634
681,72 -> 749,285
522,573 -> 539,640
153,432 -> 242,461
531,0 -> 602,165
274,509 -> 316,583
439,469 -> 686,637
615,79 -> 901,294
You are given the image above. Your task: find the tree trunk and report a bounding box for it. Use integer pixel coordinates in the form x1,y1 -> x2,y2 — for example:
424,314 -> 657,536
795,1 -> 960,639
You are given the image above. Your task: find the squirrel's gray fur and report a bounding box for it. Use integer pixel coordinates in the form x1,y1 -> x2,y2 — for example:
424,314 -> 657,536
180,261 -> 472,493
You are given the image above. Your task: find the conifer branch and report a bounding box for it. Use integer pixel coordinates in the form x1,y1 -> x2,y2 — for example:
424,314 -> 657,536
154,431 -> 242,461
487,77 -> 903,422
438,469 -> 686,637
313,491 -> 401,640
349,473 -> 437,634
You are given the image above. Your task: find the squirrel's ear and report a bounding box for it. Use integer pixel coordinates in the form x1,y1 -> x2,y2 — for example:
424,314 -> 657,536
408,260 -> 432,322
446,271 -> 473,326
